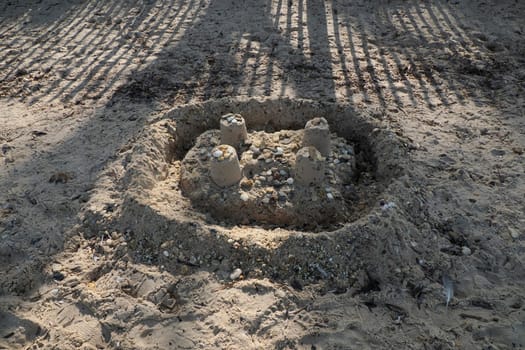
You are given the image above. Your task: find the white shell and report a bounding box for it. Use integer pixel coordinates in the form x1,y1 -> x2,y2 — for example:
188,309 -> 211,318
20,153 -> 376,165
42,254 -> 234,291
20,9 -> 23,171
229,268 -> 242,280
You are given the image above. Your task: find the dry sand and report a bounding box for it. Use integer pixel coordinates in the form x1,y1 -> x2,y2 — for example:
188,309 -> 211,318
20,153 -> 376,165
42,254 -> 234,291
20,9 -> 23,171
1,0 -> 525,349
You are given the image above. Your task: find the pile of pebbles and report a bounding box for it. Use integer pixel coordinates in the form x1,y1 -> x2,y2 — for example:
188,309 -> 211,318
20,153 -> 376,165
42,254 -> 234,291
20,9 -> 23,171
179,114 -> 357,229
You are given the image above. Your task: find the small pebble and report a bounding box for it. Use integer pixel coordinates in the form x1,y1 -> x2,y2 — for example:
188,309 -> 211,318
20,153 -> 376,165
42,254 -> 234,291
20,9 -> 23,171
286,177 -> 294,185
262,197 -> 270,204
230,268 -> 242,280
213,150 -> 223,158
509,227 -> 520,239
240,193 -> 249,202
491,149 -> 505,157
381,201 -> 396,210
327,193 -> 334,200
279,170 -> 287,176
275,147 -> 284,155
461,246 -> 472,256
163,250 -> 169,257
52,271 -> 65,281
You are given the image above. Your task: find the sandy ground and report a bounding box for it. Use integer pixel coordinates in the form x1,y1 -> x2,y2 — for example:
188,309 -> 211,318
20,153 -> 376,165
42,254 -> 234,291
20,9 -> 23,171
1,0 -> 525,349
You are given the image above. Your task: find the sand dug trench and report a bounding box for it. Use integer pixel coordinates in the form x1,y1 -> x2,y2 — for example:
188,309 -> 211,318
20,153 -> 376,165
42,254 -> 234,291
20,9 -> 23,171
95,97 -> 406,232
82,97 -> 413,288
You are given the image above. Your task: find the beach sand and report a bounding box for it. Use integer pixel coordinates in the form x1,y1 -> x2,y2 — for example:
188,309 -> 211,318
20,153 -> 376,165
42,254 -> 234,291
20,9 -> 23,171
1,0 -> 524,348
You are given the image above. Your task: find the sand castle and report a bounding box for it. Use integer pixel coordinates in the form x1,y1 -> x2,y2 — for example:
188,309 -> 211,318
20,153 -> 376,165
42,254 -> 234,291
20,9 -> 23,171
179,113 -> 356,227
209,144 -> 242,187
210,114 -> 333,189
